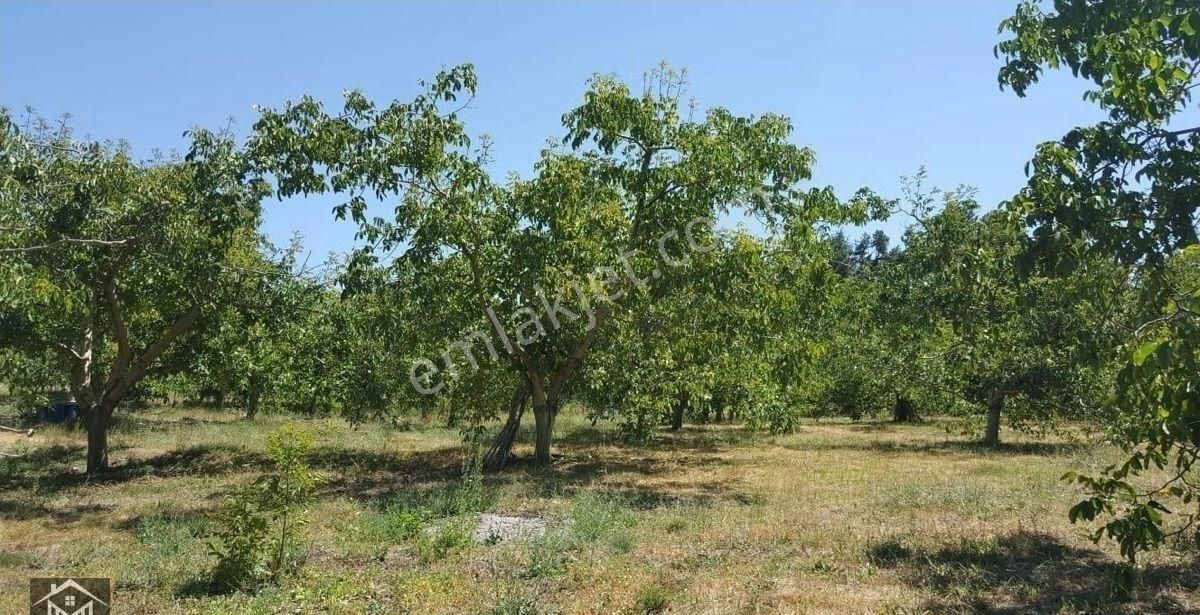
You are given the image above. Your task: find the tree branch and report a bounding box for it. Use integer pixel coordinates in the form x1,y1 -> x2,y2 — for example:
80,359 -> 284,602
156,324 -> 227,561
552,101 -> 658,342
0,237 -> 130,254
102,274 -> 133,394
105,306 -> 201,404
53,342 -> 84,362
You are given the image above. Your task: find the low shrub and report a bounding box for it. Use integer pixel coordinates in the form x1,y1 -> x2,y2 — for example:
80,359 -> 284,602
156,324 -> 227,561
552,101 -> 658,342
208,424 -> 320,591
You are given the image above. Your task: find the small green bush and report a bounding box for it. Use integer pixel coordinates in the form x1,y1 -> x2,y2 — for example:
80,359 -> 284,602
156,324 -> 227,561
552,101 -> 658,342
609,531 -> 634,553
385,507 -> 431,541
208,424 -> 320,591
415,518 -> 472,562
635,583 -> 671,614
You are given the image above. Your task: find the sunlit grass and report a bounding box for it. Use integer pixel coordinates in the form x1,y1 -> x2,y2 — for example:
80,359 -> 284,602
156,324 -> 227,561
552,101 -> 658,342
0,408 -> 1196,614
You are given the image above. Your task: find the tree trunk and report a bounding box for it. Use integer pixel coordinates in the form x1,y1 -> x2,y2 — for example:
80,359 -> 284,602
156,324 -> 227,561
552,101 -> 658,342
983,389 -> 1005,445
533,402 -> 553,466
484,379 -> 530,472
892,396 -> 917,422
246,383 -> 262,420
86,403 -> 114,473
715,403 -> 724,423
670,392 -> 688,431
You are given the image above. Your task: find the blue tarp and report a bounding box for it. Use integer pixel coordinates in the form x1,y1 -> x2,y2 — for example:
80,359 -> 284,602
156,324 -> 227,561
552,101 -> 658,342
38,403 -> 80,423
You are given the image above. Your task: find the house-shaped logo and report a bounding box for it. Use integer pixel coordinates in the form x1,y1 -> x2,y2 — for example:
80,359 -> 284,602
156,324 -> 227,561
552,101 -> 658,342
29,578 -> 110,615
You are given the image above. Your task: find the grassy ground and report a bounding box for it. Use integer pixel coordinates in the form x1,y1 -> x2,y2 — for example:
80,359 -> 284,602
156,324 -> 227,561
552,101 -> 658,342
0,408 -> 1197,614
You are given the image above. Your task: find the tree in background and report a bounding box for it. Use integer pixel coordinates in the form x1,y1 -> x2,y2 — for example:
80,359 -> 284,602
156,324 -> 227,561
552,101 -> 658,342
185,236 -> 329,420
0,110 -> 267,472
998,0 -> 1200,564
893,178 -> 1124,444
249,64 -> 864,467
807,204 -> 963,426
582,229 -> 813,439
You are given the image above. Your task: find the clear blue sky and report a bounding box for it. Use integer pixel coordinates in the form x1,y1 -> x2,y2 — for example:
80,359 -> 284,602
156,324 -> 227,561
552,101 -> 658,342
1,1 -> 1101,258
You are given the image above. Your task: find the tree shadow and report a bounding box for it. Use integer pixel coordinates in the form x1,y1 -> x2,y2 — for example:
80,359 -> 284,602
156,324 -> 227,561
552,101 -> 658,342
519,465 -> 756,510
2,423 -> 757,523
308,444 -> 465,502
555,422 -> 761,454
175,575 -> 236,598
870,530 -> 1200,614
844,421 -> 910,433
308,437 -> 754,512
556,443 -> 733,478
597,481 -> 760,510
0,497 -> 117,523
881,439 -> 1090,456
111,505 -> 214,534
4,439 -> 465,498
1,444 -> 270,494
0,497 -> 48,521
111,414 -> 238,434
785,438 -> 1090,458
495,435 -> 752,508
0,444 -> 86,492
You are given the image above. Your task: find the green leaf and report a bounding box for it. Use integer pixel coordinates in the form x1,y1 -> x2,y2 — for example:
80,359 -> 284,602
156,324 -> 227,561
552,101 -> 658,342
1133,340 -> 1160,366
1180,13 -> 1197,36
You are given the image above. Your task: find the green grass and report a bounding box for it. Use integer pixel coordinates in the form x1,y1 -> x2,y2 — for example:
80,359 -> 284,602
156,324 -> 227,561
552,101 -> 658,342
0,406 -> 1196,614
634,583 -> 671,614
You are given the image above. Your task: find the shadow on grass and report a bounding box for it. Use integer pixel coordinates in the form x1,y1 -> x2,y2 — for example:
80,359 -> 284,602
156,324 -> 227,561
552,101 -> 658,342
315,440 -> 754,511
555,422 -> 760,453
498,431 -> 753,508
308,444 -> 465,501
871,530 -> 1200,614
3,421 -> 758,522
112,505 -> 214,534
0,444 -> 270,494
111,413 -> 240,434
0,497 -> 116,523
784,438 -> 1090,458
0,444 -> 85,492
176,576 -> 237,599
596,481 -> 760,510
843,421 -> 912,433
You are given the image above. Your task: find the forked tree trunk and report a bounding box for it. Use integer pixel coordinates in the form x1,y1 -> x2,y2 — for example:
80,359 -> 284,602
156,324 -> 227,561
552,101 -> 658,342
85,403 -> 115,473
483,379 -> 530,472
70,298 -> 200,476
983,388 -> 1006,445
526,307 -> 611,468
